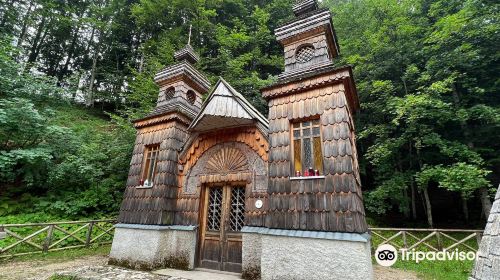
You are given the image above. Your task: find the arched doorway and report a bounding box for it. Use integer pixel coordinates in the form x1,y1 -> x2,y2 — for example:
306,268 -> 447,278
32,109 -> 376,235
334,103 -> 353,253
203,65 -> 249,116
181,142 -> 268,272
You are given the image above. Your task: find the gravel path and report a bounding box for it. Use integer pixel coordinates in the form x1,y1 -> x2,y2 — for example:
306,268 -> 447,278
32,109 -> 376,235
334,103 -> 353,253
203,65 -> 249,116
374,265 -> 421,280
0,255 -> 421,280
0,255 -> 107,280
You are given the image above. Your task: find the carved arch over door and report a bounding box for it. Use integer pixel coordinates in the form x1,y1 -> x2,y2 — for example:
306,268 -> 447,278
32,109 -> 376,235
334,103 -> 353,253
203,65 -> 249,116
205,147 -> 249,174
182,142 -> 267,195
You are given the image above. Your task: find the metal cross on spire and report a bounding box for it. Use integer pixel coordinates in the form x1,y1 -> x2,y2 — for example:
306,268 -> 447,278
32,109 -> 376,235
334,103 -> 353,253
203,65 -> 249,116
173,24 -> 199,64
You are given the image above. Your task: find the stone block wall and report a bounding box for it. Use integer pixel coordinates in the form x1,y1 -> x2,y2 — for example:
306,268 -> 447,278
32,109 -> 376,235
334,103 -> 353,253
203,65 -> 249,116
109,224 -> 197,271
241,227 -> 373,280
470,186 -> 500,280
260,233 -> 373,280
242,230 -> 262,279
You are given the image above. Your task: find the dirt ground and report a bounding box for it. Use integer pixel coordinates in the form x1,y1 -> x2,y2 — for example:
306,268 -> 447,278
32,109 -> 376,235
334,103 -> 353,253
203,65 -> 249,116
0,255 -> 421,280
0,255 -> 107,280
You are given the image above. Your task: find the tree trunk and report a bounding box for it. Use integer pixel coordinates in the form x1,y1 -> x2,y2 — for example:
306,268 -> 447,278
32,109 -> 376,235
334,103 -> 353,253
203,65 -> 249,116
462,195 -> 469,223
408,140 -> 417,219
422,187 -> 433,227
138,53 -> 144,73
16,0 -> 35,49
85,27 -> 95,55
416,146 -> 432,227
396,157 -> 410,218
451,83 -> 492,219
86,51 -> 98,107
479,187 -> 492,218
411,180 -> 417,220
25,14 -> 48,72
58,26 -> 80,82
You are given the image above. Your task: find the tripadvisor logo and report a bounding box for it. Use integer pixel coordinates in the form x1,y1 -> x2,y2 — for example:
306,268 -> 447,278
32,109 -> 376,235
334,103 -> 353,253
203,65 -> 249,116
375,244 -> 398,267
374,244 -> 478,266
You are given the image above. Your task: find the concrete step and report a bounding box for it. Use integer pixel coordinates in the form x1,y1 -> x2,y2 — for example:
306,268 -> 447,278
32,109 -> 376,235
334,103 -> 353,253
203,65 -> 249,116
153,268 -> 242,280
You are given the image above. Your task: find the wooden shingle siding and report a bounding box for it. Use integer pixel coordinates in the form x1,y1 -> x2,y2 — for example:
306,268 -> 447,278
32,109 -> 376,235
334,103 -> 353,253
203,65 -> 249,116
262,67 -> 359,113
283,34 -> 330,72
157,80 -> 203,110
188,78 -> 269,133
117,117 -> 190,225
262,66 -> 367,233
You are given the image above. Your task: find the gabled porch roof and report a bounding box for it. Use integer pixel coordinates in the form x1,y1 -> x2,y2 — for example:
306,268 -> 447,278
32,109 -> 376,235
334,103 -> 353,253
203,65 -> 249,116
188,78 -> 269,133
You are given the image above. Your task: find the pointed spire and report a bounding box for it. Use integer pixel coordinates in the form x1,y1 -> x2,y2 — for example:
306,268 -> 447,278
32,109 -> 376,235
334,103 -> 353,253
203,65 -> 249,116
174,24 -> 200,64
187,24 -> 192,45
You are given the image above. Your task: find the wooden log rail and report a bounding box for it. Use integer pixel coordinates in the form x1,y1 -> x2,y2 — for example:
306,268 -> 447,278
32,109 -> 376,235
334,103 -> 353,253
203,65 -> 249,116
0,222 -> 484,258
0,219 -> 116,258
369,228 -> 484,253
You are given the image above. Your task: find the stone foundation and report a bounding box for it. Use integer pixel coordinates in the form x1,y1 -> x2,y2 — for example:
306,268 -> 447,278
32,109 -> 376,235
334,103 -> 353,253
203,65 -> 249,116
470,186 -> 500,280
109,224 -> 197,271
242,228 -> 263,280
242,227 -> 373,280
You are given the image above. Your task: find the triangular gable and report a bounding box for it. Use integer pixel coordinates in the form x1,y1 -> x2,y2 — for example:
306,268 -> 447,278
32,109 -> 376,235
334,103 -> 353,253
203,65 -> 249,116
188,78 -> 269,133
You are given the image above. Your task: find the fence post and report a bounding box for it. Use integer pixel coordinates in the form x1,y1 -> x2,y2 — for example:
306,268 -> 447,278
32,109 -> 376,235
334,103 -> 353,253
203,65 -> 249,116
0,225 -> 5,240
43,225 -> 54,253
476,231 -> 483,248
402,231 -> 407,250
85,222 -> 94,247
436,231 -> 443,251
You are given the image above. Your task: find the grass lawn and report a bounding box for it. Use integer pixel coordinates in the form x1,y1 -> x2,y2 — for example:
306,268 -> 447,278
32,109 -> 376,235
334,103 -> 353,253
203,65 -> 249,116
392,259 -> 474,280
0,245 -> 111,264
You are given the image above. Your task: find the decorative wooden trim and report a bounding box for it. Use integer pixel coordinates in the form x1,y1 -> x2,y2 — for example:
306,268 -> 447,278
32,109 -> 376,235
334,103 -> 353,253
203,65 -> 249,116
199,173 -> 252,184
179,127 -> 269,173
289,176 -> 325,180
134,112 -> 192,128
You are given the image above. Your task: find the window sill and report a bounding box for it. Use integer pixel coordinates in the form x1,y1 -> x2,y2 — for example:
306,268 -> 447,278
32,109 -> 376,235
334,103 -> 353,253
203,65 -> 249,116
289,176 -> 325,181
136,185 -> 153,189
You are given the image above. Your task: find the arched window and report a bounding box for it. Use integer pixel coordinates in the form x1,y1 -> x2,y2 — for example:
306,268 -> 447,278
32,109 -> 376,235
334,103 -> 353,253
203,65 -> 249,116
295,44 -> 315,64
186,90 -> 196,105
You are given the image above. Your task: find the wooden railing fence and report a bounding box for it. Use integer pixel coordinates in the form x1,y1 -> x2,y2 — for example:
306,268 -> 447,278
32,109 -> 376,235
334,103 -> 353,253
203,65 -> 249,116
0,221 -> 484,258
369,228 -> 483,252
0,219 -> 115,258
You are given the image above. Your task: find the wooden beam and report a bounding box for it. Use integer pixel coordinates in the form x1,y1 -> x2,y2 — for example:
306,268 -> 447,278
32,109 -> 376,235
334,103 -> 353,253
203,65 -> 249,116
0,226 -> 49,253
3,229 -> 43,250
49,224 -> 88,249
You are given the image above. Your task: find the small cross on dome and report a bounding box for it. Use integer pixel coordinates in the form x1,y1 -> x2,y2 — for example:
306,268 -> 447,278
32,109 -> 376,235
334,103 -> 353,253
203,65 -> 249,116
173,25 -> 200,64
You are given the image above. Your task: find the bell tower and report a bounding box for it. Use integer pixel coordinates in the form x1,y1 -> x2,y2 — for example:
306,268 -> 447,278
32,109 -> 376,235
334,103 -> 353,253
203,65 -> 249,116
117,38 -> 210,226
276,0 -> 340,81
257,1 -> 373,279
152,43 -> 210,119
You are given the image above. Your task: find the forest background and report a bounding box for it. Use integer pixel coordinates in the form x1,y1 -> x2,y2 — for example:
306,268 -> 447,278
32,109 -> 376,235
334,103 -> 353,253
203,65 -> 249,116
0,0 -> 498,229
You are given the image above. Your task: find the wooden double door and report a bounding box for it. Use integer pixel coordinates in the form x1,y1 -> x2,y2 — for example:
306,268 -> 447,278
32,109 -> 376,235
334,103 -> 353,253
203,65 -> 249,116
199,184 -> 246,273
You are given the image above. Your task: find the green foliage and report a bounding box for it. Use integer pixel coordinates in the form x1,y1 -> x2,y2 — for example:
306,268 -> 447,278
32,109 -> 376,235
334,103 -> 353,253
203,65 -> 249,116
0,244 -> 110,264
0,37 -> 134,220
327,0 -> 499,224
393,259 -> 475,280
417,163 -> 491,197
0,0 -> 498,229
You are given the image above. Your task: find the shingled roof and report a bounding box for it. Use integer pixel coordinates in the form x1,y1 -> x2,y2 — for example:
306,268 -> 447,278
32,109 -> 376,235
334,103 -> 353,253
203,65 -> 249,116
188,78 -> 269,134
